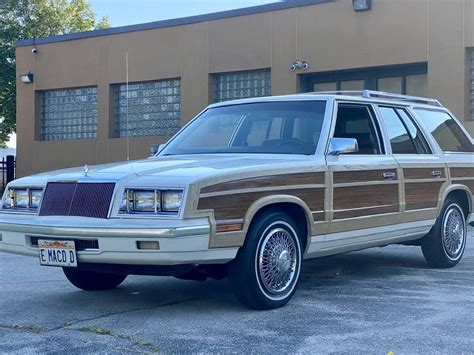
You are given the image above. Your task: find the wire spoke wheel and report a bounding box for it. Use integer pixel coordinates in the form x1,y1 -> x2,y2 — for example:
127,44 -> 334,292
230,213 -> 302,309
257,227 -> 298,297
442,206 -> 466,260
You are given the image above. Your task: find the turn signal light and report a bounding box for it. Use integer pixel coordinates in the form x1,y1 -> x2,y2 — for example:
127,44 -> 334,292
137,241 -> 160,250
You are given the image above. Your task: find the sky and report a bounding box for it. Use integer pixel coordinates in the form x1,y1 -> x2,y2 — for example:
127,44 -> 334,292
6,0 -> 280,148
88,0 -> 281,27
6,134 -> 16,149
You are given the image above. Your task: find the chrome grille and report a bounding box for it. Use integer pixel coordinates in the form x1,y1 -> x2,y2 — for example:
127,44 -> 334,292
39,182 -> 115,219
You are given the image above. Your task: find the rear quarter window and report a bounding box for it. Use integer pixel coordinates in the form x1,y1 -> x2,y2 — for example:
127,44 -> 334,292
414,109 -> 474,152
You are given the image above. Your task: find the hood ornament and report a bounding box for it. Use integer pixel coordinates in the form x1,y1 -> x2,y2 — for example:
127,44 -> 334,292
83,164 -> 89,177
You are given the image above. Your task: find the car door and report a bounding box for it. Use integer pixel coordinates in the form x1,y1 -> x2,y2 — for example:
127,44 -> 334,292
325,102 -> 402,247
376,105 -> 448,224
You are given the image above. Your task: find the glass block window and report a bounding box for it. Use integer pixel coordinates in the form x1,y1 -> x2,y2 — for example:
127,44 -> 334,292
115,79 -> 181,138
40,87 -> 97,141
469,49 -> 474,120
214,69 -> 271,103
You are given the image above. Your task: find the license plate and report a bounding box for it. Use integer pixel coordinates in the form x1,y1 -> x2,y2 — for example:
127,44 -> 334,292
38,239 -> 77,267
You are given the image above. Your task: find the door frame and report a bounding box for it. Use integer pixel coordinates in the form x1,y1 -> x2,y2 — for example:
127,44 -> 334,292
325,101 -> 402,234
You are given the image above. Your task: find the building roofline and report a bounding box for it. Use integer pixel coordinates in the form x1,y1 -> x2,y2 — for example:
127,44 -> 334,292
16,0 -> 332,47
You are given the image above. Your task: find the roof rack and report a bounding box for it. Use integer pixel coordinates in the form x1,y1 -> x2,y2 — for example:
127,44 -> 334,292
309,90 -> 443,107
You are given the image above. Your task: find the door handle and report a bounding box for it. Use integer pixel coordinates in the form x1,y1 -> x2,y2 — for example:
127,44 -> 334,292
383,171 -> 397,180
432,170 -> 442,178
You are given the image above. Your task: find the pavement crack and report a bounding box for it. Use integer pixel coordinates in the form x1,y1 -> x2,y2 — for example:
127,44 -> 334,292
51,297 -> 198,331
0,297 -> 197,337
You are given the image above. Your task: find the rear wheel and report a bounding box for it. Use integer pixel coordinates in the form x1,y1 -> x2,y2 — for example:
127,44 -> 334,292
63,268 -> 127,291
421,198 -> 467,268
229,211 -> 303,310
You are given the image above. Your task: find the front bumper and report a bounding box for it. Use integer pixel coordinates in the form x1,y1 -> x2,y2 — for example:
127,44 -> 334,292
0,213 -> 238,266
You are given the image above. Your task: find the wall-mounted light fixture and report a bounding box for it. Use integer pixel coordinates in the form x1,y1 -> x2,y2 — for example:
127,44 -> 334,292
290,60 -> 309,72
20,72 -> 34,83
352,0 -> 372,11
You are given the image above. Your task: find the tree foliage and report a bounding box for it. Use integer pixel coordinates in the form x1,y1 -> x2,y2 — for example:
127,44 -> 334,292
0,0 -> 110,145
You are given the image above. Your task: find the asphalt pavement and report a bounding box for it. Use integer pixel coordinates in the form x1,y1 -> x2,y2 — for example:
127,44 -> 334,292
1,227 -> 473,354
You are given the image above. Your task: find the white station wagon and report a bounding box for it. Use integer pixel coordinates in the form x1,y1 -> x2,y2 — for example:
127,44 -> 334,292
1,91 -> 473,309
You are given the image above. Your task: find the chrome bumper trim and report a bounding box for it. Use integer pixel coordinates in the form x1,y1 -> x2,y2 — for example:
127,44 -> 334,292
0,214 -> 210,238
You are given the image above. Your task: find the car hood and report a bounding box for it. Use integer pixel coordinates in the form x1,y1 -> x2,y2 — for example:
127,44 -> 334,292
10,154 -> 321,188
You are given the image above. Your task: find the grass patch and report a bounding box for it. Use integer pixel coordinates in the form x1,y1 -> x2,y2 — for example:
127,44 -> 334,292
79,326 -> 114,336
1,324 -> 44,334
78,326 -> 159,351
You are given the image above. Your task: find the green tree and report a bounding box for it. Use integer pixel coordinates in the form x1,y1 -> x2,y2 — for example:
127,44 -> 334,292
0,0 -> 110,145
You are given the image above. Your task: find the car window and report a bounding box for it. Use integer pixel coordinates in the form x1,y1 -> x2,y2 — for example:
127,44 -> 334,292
379,107 -> 417,154
333,104 -> 383,155
268,117 -> 284,139
415,109 -> 474,152
161,101 -> 327,155
246,119 -> 270,146
182,114 -> 241,148
396,108 -> 431,154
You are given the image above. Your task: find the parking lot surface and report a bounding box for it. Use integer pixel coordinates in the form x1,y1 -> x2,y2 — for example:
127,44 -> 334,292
1,227 -> 473,354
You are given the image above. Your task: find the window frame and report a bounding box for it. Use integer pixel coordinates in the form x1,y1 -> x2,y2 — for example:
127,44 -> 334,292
113,78 -> 181,139
327,101 -> 386,156
304,63 -> 427,96
160,99 -> 329,157
394,107 -> 432,154
470,48 -> 474,121
376,76 -> 403,94
377,105 -> 433,155
38,86 -> 98,142
213,69 -> 271,103
410,106 -> 474,154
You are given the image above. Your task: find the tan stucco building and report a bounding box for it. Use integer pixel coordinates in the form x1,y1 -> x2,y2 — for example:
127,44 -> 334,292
15,0 -> 474,177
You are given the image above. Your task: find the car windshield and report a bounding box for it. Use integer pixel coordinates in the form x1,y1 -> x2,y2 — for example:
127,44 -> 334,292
160,101 -> 327,156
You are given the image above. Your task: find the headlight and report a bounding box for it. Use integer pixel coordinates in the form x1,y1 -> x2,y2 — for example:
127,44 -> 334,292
2,188 -> 44,210
119,189 -> 183,215
14,189 -> 30,208
133,191 -> 157,212
30,190 -> 43,209
162,191 -> 183,212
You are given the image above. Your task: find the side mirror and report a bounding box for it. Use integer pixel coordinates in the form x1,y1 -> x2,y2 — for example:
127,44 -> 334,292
150,143 -> 166,157
328,138 -> 359,156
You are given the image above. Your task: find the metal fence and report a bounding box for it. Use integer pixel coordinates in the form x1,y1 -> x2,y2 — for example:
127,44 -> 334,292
1,155 -> 15,194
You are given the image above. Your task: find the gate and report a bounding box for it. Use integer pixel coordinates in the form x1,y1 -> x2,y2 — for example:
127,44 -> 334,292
1,155 -> 15,193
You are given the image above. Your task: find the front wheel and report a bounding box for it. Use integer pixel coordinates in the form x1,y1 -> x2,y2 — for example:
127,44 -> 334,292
63,268 -> 127,291
229,211 -> 303,310
421,198 -> 467,268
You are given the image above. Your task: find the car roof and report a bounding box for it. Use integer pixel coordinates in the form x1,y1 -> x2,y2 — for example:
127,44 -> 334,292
208,90 -> 447,111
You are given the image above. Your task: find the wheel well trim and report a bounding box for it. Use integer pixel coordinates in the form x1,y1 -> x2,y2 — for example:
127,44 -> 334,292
241,195 -> 314,252
440,184 -> 472,217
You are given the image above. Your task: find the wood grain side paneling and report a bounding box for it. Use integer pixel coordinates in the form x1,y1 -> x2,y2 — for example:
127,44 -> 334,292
333,205 -> 399,219
464,181 -> 474,195
333,184 -> 399,211
333,169 -> 397,184
405,181 -> 444,210
403,167 -> 446,180
312,211 -> 325,222
198,188 -> 324,221
201,172 -> 325,194
450,168 -> 474,179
